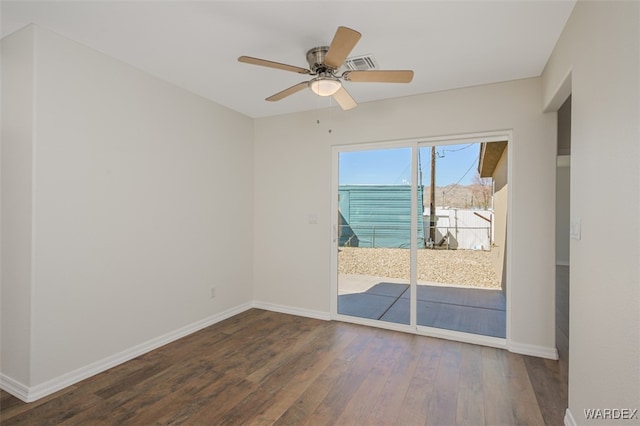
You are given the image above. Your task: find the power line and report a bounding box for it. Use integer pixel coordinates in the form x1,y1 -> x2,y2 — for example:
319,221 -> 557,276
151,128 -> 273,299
440,143 -> 475,155
392,162 -> 412,184
442,157 -> 479,196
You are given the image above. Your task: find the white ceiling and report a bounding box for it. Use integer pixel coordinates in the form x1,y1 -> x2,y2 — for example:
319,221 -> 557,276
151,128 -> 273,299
1,1 -> 575,118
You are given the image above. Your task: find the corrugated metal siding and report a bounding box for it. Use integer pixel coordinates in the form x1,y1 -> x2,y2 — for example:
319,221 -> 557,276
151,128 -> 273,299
339,185 -> 424,248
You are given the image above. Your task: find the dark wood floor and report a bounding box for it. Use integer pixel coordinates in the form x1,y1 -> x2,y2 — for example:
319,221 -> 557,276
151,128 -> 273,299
1,309 -> 567,425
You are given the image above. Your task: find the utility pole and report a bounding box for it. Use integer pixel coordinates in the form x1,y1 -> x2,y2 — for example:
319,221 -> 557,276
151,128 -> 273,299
429,146 -> 436,245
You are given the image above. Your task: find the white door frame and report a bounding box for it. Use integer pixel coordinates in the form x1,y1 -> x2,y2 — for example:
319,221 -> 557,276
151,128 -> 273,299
330,130 -> 513,350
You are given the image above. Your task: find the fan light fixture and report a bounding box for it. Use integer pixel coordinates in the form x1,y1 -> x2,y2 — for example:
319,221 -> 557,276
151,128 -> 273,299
238,26 -> 414,110
309,77 -> 341,96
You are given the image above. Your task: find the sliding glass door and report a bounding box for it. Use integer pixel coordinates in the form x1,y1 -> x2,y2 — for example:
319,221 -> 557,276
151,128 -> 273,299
336,147 -> 413,326
414,144 -> 506,338
333,137 -> 507,341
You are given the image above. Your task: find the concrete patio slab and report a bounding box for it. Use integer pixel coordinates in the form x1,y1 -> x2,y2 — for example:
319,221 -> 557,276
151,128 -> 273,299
337,274 -> 506,338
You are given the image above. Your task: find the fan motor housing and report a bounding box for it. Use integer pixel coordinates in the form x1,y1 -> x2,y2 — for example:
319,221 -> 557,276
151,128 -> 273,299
306,46 -> 332,73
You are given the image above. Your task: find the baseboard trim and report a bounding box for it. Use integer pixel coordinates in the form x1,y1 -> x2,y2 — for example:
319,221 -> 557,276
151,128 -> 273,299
252,301 -> 330,321
418,325 -> 507,350
564,408 -> 577,426
0,374 -> 30,402
2,301 -> 560,403
1,302 -> 253,403
508,341 -> 559,360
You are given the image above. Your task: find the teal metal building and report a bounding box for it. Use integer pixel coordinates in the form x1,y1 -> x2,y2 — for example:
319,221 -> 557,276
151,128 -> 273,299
338,185 -> 425,248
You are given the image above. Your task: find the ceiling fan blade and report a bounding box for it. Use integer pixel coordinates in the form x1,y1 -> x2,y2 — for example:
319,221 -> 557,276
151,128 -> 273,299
343,70 -> 414,83
332,86 -> 358,110
238,56 -> 311,74
324,26 -> 362,69
266,82 -> 309,102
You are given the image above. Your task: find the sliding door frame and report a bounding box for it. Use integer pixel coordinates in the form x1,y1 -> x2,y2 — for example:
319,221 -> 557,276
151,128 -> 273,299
330,139 -> 417,334
330,131 -> 513,350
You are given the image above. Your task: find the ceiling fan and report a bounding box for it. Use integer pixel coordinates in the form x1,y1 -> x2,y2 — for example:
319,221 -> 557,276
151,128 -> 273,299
238,26 -> 414,110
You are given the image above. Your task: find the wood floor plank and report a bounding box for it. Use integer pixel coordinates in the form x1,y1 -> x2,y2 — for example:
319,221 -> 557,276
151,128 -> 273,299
255,327 -> 352,398
305,330 -> 390,425
217,326 -> 350,425
273,357 -> 352,426
0,386 -> 79,422
502,352 -> 546,425
180,378 -> 260,425
396,337 -> 444,425
426,340 -> 462,426
110,369 -> 228,425
245,318 -> 336,385
58,358 -> 222,425
201,314 -> 315,381
246,389 -> 301,426
277,326 -> 359,398
524,354 -> 568,425
482,346 -> 517,425
116,359 -> 229,422
456,344 -> 485,425
368,335 -> 425,425
213,308 -> 275,335
395,376 -> 433,426
335,331 -> 408,424
413,336 -> 444,381
1,309 -> 568,426
2,391 -> 104,426
128,367 -> 253,426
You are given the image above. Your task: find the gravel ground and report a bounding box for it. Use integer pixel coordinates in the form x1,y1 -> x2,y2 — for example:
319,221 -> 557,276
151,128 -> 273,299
338,247 -> 500,289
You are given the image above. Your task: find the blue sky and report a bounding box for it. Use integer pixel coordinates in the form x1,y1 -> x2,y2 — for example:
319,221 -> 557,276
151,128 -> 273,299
339,143 -> 481,186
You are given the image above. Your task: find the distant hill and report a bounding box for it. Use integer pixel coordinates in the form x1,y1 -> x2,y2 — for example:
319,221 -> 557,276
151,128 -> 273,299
422,183 -> 492,210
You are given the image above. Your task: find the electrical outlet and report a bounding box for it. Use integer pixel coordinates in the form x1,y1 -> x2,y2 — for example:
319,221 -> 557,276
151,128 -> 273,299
210,287 -> 216,298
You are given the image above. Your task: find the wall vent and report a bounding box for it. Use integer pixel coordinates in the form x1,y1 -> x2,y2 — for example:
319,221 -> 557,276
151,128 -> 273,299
343,55 -> 378,71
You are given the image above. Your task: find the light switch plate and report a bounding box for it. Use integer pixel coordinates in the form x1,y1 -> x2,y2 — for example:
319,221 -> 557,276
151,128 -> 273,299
570,218 -> 581,240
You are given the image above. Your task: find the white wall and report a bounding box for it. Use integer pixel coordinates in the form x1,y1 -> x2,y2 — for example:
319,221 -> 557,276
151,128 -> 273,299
1,25 -> 36,388
254,78 -> 557,354
1,25 -> 254,395
542,2 -> 640,423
